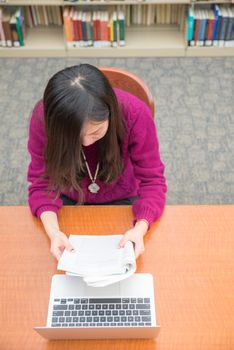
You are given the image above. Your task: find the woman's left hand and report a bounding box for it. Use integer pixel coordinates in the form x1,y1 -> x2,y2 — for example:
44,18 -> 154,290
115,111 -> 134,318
119,220 -> 149,258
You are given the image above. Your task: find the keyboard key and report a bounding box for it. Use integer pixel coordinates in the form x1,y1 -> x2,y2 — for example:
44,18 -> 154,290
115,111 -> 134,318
116,304 -> 121,309
104,323 -> 109,326
106,310 -> 111,315
97,323 -> 102,326
69,323 -> 75,327
135,316 -> 141,322
85,310 -> 91,316
107,317 -> 113,322
92,311 -> 98,316
122,298 -> 130,303
99,311 -> 104,316
138,322 -> 144,326
53,311 -> 63,317
78,311 -> 84,316
136,304 -> 150,309
54,299 -> 60,302
80,317 -> 85,322
75,305 -> 81,310
69,305 -> 74,310
59,317 -> 65,323
74,299 -> 80,304
111,323 -> 116,326
102,304 -> 108,309
109,304 -> 114,309
90,323 -> 96,327
133,310 -> 139,315
145,322 -> 152,326
54,305 -> 67,310
65,311 -> 70,316
119,310 -> 125,315
61,323 -> 68,327
129,304 -> 135,309
114,317 -> 120,322
76,323 -> 82,327
83,323 -> 89,327
89,304 -> 94,309
87,317 -> 92,322
95,305 -> 101,310
71,311 -> 77,316
52,323 -> 61,327
123,304 -> 128,309
112,310 -> 118,316
66,317 -> 72,322
140,310 -> 151,315
128,316 -> 134,322
90,298 -> 121,304
73,317 -> 79,322
126,310 -> 132,315
93,317 -> 99,322
144,298 -> 150,303
61,299 -> 67,304
82,305 -> 88,310
142,316 -> 151,322
81,298 -> 88,304
131,298 -> 136,303
121,316 -> 127,322
52,317 -> 58,323
137,298 -> 143,303
100,317 -> 106,322
68,298 -> 73,302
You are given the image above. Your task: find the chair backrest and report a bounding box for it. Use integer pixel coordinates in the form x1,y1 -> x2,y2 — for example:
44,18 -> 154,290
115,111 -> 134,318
99,67 -> 155,118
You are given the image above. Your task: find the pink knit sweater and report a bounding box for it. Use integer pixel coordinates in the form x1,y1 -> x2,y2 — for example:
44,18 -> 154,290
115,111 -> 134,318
27,88 -> 167,225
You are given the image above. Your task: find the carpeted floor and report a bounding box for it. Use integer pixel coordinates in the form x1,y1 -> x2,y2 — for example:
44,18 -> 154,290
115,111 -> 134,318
0,57 -> 233,205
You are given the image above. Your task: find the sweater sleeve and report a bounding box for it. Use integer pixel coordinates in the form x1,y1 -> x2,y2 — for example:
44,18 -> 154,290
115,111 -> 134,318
27,101 -> 63,218
128,99 -> 167,226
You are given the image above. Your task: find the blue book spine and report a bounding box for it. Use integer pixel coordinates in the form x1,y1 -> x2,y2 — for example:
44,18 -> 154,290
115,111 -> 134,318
212,4 -> 219,41
216,9 -> 223,41
201,14 -> 207,42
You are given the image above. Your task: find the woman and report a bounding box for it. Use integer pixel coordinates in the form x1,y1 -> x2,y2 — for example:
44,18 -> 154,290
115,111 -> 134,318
27,63 -> 167,261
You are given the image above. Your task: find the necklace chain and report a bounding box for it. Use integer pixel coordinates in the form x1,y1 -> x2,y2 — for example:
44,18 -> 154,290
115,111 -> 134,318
81,149 -> 100,184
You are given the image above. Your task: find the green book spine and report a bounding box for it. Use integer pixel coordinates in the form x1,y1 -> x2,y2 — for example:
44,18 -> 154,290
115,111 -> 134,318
112,12 -> 117,47
15,10 -> 24,46
118,12 -> 125,47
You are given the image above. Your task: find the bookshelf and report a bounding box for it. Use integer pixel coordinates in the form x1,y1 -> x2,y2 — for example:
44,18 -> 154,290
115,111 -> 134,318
0,0 -> 234,57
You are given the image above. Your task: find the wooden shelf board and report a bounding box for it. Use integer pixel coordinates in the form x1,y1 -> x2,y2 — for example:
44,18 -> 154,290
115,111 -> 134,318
0,26 -> 65,57
1,0 -> 63,5
186,46 -> 234,57
68,25 -> 186,57
64,0 -> 190,5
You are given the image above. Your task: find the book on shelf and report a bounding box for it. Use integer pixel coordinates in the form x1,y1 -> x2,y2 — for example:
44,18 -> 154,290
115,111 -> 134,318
57,234 -> 136,287
63,6 -> 125,48
0,6 -> 25,47
188,4 -> 234,48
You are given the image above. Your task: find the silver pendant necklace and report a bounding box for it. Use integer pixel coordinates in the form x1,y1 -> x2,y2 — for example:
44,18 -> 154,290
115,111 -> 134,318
81,149 -> 100,193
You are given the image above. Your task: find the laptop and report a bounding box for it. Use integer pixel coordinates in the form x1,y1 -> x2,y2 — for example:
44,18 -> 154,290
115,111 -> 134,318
34,273 -> 160,339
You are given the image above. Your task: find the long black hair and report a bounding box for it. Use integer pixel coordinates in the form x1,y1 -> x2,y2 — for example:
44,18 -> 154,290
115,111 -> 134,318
43,64 -> 125,200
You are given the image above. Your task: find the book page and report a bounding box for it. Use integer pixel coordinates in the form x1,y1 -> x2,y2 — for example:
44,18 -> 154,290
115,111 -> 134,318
58,234 -> 135,277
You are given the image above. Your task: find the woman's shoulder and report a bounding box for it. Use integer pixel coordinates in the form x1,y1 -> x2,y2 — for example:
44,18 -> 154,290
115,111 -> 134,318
29,99 -> 45,128
114,87 -> 152,129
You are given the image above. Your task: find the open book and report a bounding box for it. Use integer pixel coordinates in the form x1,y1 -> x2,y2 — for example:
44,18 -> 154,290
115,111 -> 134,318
57,235 -> 136,287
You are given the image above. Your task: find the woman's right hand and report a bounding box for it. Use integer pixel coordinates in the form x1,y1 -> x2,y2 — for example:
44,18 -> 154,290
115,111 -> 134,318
50,230 -> 75,261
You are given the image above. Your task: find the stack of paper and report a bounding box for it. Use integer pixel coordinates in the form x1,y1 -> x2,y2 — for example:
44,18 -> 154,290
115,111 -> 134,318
57,234 -> 136,287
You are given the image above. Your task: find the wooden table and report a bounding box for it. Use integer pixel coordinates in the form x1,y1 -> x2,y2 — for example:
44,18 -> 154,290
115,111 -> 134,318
0,205 -> 233,350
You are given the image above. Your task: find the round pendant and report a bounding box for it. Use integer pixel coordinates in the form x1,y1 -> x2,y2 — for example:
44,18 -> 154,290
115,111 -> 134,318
88,182 -> 100,193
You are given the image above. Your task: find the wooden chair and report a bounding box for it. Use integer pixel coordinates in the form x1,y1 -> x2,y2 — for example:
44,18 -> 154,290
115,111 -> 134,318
99,67 -> 155,118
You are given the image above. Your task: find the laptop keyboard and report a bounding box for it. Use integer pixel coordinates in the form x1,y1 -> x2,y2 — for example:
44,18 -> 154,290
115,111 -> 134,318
51,297 -> 152,327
